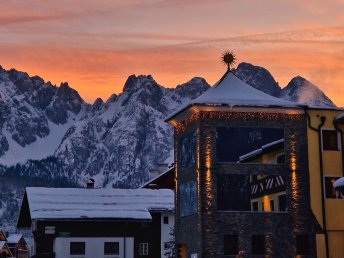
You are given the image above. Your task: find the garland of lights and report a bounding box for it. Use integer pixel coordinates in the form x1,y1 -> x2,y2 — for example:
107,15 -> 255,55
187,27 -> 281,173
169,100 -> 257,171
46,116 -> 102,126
175,111 -> 304,134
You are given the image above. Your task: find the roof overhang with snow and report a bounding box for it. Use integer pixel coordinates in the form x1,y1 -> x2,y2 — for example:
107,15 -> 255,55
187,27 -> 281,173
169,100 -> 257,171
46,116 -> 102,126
17,187 -> 174,228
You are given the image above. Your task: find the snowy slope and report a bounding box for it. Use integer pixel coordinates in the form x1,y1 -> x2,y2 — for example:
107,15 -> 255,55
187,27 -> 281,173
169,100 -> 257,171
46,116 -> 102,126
0,66 -> 87,164
280,76 -> 336,107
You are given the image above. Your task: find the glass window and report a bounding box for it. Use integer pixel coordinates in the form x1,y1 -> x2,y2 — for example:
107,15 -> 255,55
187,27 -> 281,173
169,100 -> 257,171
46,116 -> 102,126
224,234 -> 239,255
163,216 -> 169,224
296,235 -> 310,255
179,132 -> 196,168
278,194 -> 287,211
217,174 -> 286,212
216,127 -> 284,163
252,201 -> 258,211
139,243 -> 149,255
270,200 -> 275,211
251,235 -> 265,255
70,242 -> 85,255
325,177 -> 343,199
104,242 -> 119,255
180,181 -> 197,217
322,130 -> 339,151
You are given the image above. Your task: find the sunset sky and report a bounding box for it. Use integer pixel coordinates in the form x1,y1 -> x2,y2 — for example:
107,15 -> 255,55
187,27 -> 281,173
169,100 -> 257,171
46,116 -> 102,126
1,0 -> 344,106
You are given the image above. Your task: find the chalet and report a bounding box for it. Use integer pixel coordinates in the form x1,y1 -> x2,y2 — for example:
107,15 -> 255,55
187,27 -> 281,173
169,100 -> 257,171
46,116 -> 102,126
17,187 -> 174,258
6,234 -> 28,258
0,240 -> 12,258
166,68 -> 344,258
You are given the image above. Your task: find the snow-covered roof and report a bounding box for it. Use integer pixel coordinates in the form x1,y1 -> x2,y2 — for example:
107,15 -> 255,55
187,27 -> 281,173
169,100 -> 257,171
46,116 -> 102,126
194,72 -> 297,107
24,187 -> 174,221
334,177 -> 344,188
166,71 -> 299,122
0,241 -> 6,250
6,234 -> 22,244
335,113 -> 344,122
238,139 -> 284,162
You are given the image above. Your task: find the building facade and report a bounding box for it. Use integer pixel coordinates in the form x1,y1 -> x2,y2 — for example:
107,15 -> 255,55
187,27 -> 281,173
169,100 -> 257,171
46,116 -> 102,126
17,187 -> 174,258
167,71 -> 344,258
306,109 -> 344,258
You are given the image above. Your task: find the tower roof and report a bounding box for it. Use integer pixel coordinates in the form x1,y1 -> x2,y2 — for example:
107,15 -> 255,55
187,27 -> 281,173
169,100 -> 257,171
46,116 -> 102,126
193,71 -> 296,107
166,71 -> 299,123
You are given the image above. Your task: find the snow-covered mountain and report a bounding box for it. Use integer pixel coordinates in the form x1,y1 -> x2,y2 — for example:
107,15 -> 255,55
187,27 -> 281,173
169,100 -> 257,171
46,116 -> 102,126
280,76 -> 336,107
0,62 -> 337,231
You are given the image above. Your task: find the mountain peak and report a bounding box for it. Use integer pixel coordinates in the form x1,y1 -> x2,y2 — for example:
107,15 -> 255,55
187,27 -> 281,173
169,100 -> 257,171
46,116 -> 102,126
122,74 -> 156,93
280,76 -> 336,107
234,62 -> 281,97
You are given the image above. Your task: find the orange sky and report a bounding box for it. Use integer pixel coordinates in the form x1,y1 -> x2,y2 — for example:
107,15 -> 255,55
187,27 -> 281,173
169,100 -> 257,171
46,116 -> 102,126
1,0 -> 344,106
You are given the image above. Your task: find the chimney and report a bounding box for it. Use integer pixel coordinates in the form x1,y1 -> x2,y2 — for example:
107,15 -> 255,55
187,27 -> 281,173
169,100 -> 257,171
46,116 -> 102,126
86,178 -> 95,189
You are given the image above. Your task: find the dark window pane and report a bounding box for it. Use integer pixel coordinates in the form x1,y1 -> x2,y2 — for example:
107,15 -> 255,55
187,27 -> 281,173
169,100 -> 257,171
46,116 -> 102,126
179,132 -> 196,168
216,127 -> 284,163
70,242 -> 85,255
278,194 -> 287,211
252,235 -> 265,255
270,200 -> 275,211
325,177 -> 340,199
180,181 -> 197,217
252,201 -> 258,211
322,130 -> 339,151
224,234 -> 238,255
217,174 -> 251,211
163,216 -> 169,224
277,154 -> 285,164
296,235 -> 310,255
104,242 -> 119,255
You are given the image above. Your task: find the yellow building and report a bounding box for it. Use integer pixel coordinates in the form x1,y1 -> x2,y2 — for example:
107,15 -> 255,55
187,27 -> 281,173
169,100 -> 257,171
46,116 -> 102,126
306,108 -> 344,258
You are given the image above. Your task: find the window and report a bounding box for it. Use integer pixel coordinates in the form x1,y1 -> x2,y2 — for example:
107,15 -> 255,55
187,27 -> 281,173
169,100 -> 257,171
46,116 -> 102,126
163,216 -> 169,224
296,235 -> 310,255
70,242 -> 85,255
139,243 -> 148,255
278,194 -> 287,211
252,201 -> 258,211
104,242 -> 119,255
216,127 -> 284,164
325,176 -> 343,199
270,199 -> 275,211
251,235 -> 265,255
322,130 -> 340,151
217,174 -> 286,212
224,234 -> 238,255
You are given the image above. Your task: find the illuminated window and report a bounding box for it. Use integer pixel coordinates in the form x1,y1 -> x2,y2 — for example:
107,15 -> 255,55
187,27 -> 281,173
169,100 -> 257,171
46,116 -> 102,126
322,130 -> 340,151
251,235 -> 265,255
139,243 -> 148,255
104,242 -> 119,255
70,242 -> 85,255
224,234 -> 239,255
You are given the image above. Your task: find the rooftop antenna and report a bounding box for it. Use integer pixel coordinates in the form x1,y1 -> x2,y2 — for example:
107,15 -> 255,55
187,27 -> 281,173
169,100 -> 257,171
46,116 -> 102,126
221,50 -> 236,70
